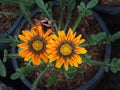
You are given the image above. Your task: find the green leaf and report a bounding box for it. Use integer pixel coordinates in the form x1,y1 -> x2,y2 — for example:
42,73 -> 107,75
85,10 -> 93,16
3,49 -> 8,63
111,31 -> 120,41
10,72 -> 21,80
65,72 -> 74,79
80,2 -> 86,9
86,0 -> 98,9
19,2 -> 33,25
0,59 -> 6,77
95,32 -> 106,41
46,74 -> 58,87
0,11 -> 19,17
67,67 -> 77,73
77,68 -> 85,73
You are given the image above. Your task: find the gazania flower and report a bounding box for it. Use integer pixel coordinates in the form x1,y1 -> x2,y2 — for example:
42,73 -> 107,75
47,28 -> 87,71
17,24 -> 52,65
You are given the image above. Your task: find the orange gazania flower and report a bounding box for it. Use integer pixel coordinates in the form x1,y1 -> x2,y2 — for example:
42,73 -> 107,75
47,28 -> 87,71
17,24 -> 52,65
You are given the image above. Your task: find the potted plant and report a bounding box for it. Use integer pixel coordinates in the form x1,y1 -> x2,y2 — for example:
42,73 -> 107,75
0,0 -> 120,90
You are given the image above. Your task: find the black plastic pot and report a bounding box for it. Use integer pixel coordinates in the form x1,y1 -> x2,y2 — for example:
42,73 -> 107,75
84,0 -> 120,15
11,7 -> 111,90
0,14 -> 23,51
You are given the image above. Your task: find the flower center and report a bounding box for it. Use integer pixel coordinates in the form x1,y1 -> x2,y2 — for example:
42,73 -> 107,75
60,44 -> 72,56
32,40 -> 43,51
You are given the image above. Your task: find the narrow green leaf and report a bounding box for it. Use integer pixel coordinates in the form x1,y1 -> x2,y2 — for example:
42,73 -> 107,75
77,68 -> 85,73
111,31 -> 120,41
31,67 -> 48,90
67,67 -> 77,73
0,59 -> 6,77
0,11 -> 19,16
3,49 -> 8,63
46,74 -> 58,87
86,0 -> 98,9
65,72 -> 74,79
19,3 -> 33,25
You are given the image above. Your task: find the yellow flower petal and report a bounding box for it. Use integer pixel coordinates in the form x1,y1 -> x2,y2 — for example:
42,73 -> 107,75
64,59 -> 69,71
67,28 -> 74,41
38,25 -> 43,37
49,52 -> 58,63
74,54 -> 82,64
32,55 -> 40,65
18,49 -> 29,57
44,30 -> 51,38
17,43 -> 28,49
24,52 -> 33,61
55,58 -> 64,68
22,30 -> 33,40
18,34 -> 29,42
73,34 -> 82,45
75,47 -> 87,54
40,53 -> 48,63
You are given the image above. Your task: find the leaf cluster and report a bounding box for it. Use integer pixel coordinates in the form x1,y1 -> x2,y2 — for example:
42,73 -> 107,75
82,54 -> 120,73
81,31 -> 120,46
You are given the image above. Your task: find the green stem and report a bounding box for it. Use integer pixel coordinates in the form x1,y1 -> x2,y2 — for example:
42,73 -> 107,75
58,10 -> 63,30
64,13 -> 72,32
73,11 -> 85,32
31,65 -> 48,90
19,3 -> 33,26
6,54 -> 21,58
90,60 -> 120,69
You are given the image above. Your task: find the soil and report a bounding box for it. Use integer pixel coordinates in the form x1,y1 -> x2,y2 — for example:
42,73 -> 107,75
17,6 -> 105,90
98,0 -> 120,6
0,3 -> 19,34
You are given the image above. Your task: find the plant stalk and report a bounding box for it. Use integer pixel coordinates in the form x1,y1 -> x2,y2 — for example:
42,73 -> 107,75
31,65 -> 48,90
73,11 -> 85,32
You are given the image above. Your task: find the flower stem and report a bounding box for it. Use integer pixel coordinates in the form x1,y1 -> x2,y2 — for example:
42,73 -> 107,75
6,54 -> 21,58
31,65 -> 48,90
73,11 -> 85,32
64,13 -> 71,32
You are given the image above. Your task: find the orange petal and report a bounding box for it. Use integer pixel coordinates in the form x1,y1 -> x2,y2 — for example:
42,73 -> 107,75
18,34 -> 29,42
67,28 -> 74,41
18,49 -> 30,57
49,52 -> 58,63
58,30 -> 66,41
31,29 -> 38,36
17,43 -> 28,49
74,54 -> 82,64
64,59 -> 69,71
40,53 -> 48,63
52,34 -> 58,40
38,25 -> 44,37
68,58 -> 73,66
55,58 -> 64,68
75,47 -> 87,54
32,54 -> 40,65
79,39 -> 85,44
22,30 -> 33,40
73,34 -> 82,45
24,52 -> 33,61
44,30 -> 51,38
